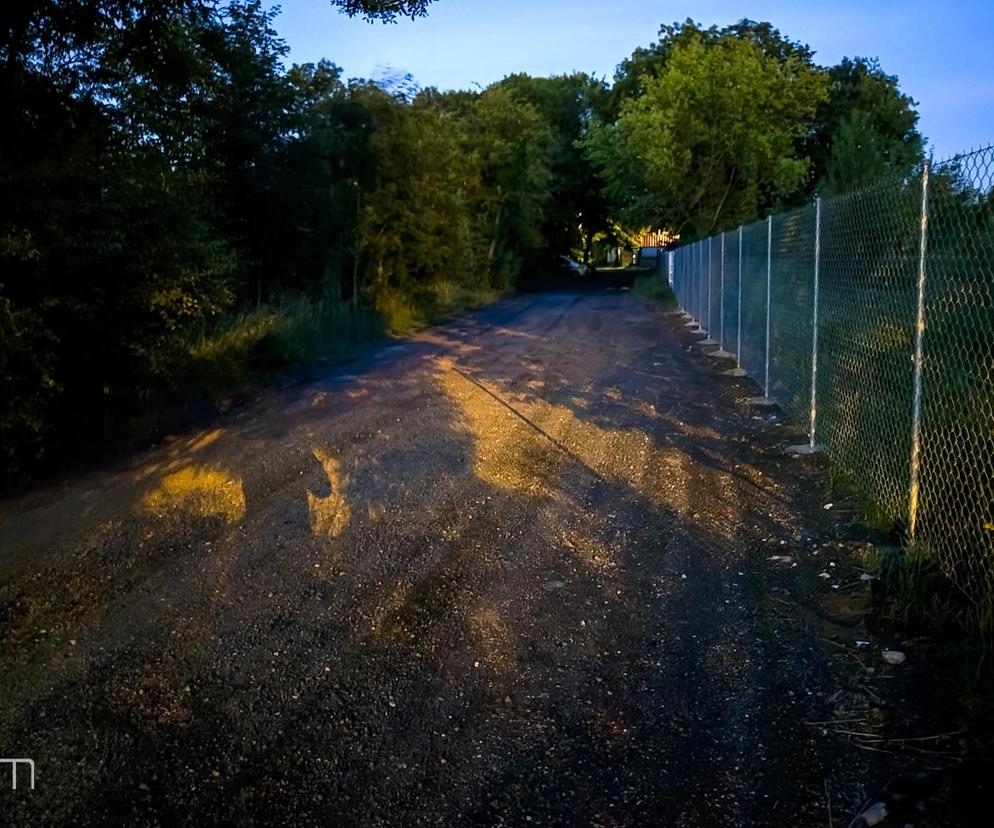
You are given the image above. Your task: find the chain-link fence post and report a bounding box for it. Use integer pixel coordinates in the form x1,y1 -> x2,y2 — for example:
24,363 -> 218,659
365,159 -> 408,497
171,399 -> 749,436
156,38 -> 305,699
789,197 -> 826,454
908,160 -> 931,538
686,242 -> 699,328
713,232 -> 734,358
718,233 -> 725,349
686,241 -> 704,333
751,216 -> 777,406
694,242 -> 704,328
703,237 -> 712,339
699,237 -> 719,346
725,226 -> 748,377
697,241 -> 703,324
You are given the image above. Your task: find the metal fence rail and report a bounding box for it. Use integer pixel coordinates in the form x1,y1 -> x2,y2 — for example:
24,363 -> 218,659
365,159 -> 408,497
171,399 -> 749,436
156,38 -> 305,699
670,145 -> 994,622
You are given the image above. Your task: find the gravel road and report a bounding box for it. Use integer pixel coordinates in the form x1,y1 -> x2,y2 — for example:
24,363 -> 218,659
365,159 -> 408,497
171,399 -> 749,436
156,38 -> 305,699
0,287 -> 966,825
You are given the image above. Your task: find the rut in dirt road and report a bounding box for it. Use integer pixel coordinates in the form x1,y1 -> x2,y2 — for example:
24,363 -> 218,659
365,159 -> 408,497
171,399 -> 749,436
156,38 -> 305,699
1,289 -> 912,825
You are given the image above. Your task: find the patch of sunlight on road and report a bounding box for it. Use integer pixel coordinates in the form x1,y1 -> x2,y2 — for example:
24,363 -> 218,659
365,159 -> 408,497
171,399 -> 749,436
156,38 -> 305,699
308,448 -> 351,539
142,465 -> 246,523
435,359 -> 560,495
188,428 -> 224,452
371,580 -> 412,639
469,604 -> 515,672
650,448 -> 693,518
435,358 -> 696,516
559,525 -> 617,574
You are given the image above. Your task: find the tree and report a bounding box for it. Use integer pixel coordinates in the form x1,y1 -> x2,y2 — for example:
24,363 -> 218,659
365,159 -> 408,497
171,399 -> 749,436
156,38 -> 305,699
609,19 -> 814,117
331,1 -> 436,22
587,28 -> 827,238
495,73 -> 611,264
810,58 -> 924,194
355,85 -> 478,303
468,85 -> 555,286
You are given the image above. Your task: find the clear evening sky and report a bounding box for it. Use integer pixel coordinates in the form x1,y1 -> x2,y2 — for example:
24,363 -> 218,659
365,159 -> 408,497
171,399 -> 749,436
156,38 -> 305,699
276,0 -> 994,160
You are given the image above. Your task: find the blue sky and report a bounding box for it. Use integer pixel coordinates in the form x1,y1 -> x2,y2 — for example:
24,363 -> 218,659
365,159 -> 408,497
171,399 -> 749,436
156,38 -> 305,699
275,0 -> 994,160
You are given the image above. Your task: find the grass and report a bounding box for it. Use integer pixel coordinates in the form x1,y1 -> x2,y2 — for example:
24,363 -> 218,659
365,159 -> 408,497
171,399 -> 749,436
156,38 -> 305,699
375,281 -> 500,334
631,271 -> 679,311
184,281 -> 502,400
827,466 -> 899,537
185,294 -> 383,395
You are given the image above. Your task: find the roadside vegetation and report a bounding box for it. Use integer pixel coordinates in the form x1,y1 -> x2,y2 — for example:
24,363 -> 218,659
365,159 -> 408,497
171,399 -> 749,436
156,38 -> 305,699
631,272 -> 678,311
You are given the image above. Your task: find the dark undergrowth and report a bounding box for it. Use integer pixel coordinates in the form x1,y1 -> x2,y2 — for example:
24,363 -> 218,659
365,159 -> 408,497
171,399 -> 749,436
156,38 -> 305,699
828,465 -> 994,710
5,283 -> 501,493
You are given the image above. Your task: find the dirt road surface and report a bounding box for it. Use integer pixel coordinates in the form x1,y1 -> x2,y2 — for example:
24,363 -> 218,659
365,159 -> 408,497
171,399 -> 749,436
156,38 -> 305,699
0,287 -> 966,825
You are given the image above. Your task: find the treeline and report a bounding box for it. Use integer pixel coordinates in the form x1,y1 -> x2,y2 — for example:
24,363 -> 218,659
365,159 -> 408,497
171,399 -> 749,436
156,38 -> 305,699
0,3 -> 923,486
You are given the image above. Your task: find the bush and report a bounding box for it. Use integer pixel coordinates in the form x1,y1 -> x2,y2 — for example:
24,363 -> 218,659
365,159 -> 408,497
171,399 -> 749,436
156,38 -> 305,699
0,296 -> 60,485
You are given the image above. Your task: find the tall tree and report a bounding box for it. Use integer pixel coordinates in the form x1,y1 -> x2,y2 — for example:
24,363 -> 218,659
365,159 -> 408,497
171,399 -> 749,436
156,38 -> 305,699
496,73 -> 611,263
609,19 -> 814,117
355,85 -> 477,304
810,57 -> 924,194
468,85 -> 555,286
587,28 -> 827,238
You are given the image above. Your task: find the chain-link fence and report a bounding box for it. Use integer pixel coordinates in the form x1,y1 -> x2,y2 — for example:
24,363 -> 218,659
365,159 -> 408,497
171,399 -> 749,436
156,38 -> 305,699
670,145 -> 994,630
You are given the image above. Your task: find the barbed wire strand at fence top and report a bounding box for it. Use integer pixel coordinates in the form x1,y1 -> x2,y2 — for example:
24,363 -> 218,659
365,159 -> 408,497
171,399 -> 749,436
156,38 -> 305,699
669,145 -> 994,627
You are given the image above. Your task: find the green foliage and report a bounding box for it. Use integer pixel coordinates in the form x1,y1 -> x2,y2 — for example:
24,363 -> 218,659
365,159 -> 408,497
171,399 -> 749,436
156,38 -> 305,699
813,58 -> 925,195
468,84 -> 555,286
631,274 -> 678,311
588,26 -> 827,238
599,20 -> 925,238
495,73 -> 612,262
185,294 -> 382,391
0,294 -> 60,479
358,85 -> 478,296
331,0 -> 436,22
610,19 -> 814,116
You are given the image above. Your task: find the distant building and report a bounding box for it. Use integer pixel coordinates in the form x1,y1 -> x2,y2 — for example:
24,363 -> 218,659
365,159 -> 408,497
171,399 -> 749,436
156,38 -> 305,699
639,229 -> 678,248
637,229 -> 678,271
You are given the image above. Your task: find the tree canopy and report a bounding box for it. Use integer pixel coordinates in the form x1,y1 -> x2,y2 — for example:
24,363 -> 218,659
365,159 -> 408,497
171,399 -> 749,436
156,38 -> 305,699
588,26 -> 827,237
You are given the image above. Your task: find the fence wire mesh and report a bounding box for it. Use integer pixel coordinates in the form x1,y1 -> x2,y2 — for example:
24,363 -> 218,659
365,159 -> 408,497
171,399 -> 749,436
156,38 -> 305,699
668,145 -> 994,628
818,175 -> 920,518
719,230 -> 739,359
918,150 -> 994,609
739,220 -> 770,390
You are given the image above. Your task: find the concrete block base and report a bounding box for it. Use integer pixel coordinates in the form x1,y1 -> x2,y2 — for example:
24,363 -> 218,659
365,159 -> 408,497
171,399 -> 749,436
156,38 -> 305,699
786,443 -> 825,456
